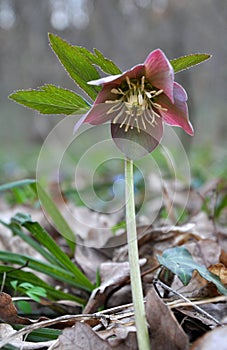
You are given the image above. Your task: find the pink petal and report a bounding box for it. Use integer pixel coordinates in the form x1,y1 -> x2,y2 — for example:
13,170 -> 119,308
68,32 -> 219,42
94,85 -> 118,105
144,49 -> 174,103
111,115 -> 163,160
158,82 -> 194,135
73,114 -> 88,134
88,64 -> 145,88
83,103 -> 114,125
91,65 -> 146,106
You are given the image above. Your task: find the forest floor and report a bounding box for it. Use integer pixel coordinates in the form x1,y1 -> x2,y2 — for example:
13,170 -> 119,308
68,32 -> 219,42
0,154 -> 227,350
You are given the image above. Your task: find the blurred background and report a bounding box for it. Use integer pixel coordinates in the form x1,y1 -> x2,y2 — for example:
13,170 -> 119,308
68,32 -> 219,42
0,0 -> 227,182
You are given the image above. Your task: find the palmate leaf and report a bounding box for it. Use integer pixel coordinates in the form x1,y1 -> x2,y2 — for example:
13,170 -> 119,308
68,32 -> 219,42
157,246 -> 227,295
9,84 -> 91,115
170,53 -> 211,73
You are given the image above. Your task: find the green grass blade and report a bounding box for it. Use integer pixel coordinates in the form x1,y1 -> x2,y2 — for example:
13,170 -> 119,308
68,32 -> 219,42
10,213 -> 93,290
36,182 -> 76,252
0,251 -> 93,292
0,179 -> 36,192
0,266 -> 85,304
4,221 -> 60,266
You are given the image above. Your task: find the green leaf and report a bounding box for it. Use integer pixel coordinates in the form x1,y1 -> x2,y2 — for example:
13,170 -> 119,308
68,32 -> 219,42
157,246 -> 227,295
3,212 -> 94,292
14,325 -> 61,342
36,182 -> 76,252
170,53 -> 211,73
49,33 -> 101,100
0,265 -> 84,303
0,179 -> 36,193
0,250 -> 93,292
3,220 -> 61,266
9,84 -> 90,115
79,46 -> 122,75
13,212 -> 93,289
17,300 -> 32,314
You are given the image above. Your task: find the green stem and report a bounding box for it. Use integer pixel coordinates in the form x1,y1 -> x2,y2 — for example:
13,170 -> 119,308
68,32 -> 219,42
125,158 -> 150,350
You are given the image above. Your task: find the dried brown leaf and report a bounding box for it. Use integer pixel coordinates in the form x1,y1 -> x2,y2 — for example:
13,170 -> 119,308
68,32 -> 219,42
0,292 -> 48,325
220,249 -> 227,267
84,260 -> 146,313
0,323 -> 55,349
146,287 -> 189,350
54,322 -> 112,350
108,327 -> 138,350
209,263 -> 227,286
191,326 -> 227,350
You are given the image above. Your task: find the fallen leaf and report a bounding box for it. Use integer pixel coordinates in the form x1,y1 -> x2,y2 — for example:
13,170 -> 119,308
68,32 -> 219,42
187,240 -> 221,268
173,308 -> 211,342
84,260 -> 146,313
108,327 -> 138,350
191,326 -> 227,350
0,323 -> 22,341
0,323 -> 55,349
209,263 -> 227,286
0,292 -> 48,325
220,249 -> 227,267
146,286 -> 189,350
54,322 -> 112,350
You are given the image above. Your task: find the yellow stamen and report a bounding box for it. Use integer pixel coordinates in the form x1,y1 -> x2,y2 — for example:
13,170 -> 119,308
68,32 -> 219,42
105,77 -> 167,133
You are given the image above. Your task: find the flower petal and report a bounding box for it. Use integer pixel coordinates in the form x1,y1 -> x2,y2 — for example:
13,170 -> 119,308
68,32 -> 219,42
73,114 -> 88,134
94,85 -> 119,104
88,74 -> 122,86
158,82 -> 194,135
88,64 -> 145,88
111,117 -> 163,160
144,49 -> 174,103
83,103 -> 114,125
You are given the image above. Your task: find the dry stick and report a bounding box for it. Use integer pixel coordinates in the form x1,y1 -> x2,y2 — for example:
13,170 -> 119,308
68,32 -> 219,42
0,314 -> 111,348
155,279 -> 222,325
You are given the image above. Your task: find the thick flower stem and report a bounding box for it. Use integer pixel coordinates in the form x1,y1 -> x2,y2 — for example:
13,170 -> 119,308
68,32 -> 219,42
125,158 -> 150,350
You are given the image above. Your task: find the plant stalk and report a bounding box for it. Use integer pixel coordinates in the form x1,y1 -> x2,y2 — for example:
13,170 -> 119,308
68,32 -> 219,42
125,158 -> 150,350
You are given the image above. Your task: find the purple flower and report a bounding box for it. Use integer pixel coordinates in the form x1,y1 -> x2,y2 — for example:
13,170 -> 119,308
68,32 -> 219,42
75,49 -> 194,159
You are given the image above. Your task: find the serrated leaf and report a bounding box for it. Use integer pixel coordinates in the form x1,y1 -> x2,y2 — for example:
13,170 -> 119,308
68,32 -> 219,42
9,84 -> 90,115
157,246 -> 227,295
82,47 -> 122,75
49,33 -> 101,100
170,53 -> 211,73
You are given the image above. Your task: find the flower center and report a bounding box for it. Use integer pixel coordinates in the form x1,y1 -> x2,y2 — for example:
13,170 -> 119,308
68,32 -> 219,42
105,76 -> 167,133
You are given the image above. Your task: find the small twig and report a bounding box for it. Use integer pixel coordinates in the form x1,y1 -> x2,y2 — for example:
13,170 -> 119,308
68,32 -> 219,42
155,279 -> 222,325
167,295 -> 227,308
0,305 -> 141,348
96,302 -> 135,315
0,313 -> 111,348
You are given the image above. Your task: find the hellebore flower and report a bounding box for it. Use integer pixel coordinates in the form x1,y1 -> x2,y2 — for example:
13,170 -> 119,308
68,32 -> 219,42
76,49 -> 194,160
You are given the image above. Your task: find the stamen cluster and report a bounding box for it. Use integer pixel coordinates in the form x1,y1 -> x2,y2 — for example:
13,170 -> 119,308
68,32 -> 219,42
106,76 -> 167,133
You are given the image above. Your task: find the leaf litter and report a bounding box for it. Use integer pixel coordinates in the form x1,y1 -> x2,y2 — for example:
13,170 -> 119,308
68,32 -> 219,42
0,176 -> 227,349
